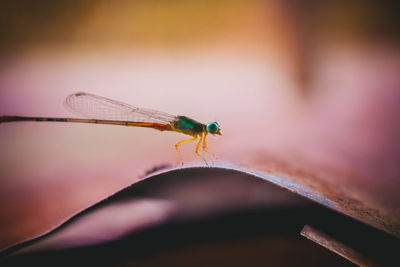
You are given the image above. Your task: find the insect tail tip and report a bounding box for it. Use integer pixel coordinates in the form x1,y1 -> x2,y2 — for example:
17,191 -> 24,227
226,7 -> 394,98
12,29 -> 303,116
74,92 -> 86,97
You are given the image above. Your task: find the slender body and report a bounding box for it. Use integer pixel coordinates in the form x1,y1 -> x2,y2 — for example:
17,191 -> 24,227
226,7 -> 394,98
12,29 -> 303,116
0,92 -> 222,165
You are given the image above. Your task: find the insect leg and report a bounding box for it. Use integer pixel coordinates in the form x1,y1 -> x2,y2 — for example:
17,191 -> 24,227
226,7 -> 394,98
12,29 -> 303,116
202,131 -> 208,152
195,133 -> 208,166
202,131 -> 216,164
175,136 -> 197,166
195,133 -> 203,154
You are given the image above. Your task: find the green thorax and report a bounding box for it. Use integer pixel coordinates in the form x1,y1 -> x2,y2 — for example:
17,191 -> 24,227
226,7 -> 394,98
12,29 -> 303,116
173,116 -> 205,135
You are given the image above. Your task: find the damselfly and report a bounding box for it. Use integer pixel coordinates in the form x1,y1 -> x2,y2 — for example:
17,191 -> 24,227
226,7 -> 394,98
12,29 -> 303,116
0,92 -> 222,165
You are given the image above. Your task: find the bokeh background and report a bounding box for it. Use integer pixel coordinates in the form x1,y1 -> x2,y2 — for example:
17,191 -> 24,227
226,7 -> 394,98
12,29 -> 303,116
1,0 -> 399,251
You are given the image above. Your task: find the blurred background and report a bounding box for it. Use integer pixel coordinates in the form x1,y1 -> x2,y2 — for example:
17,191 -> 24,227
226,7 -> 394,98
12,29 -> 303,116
0,0 -> 399,251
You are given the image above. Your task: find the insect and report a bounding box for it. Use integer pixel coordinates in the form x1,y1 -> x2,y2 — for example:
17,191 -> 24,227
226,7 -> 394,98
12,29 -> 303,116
0,92 -> 222,165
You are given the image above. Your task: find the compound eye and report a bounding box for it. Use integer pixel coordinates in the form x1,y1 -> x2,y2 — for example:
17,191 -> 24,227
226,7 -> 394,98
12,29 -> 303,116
207,122 -> 218,134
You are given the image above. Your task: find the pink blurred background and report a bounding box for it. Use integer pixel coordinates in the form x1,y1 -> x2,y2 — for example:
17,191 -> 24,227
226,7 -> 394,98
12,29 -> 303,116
1,1 -> 400,250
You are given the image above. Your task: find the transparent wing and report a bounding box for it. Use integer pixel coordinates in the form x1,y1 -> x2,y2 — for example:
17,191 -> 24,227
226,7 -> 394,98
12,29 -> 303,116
64,92 -> 176,124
